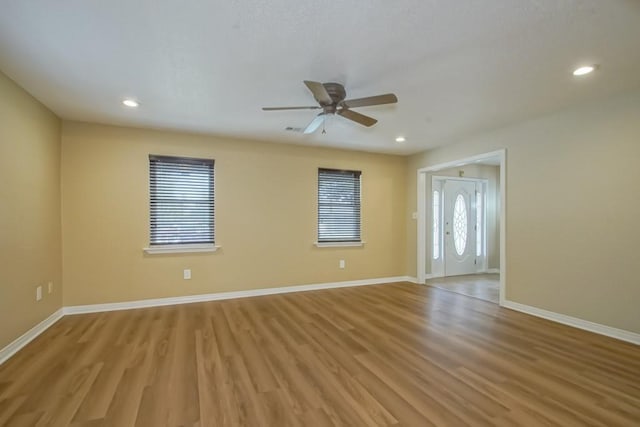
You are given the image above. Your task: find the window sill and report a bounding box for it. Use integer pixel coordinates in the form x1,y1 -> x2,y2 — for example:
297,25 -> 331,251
314,241 -> 365,248
143,244 -> 220,254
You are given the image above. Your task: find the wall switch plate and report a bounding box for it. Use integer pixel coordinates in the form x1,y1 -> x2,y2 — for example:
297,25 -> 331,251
183,269 -> 191,280
48,282 -> 53,294
36,286 -> 42,301
339,259 -> 345,269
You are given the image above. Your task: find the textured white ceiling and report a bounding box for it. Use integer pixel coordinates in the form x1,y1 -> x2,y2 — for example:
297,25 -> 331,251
1,0 -> 639,155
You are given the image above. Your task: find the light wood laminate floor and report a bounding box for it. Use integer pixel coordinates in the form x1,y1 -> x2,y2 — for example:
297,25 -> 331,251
426,274 -> 500,303
0,282 -> 639,426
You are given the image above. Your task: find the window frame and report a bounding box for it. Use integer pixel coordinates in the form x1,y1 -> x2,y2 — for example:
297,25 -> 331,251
432,190 -> 440,260
144,155 -> 217,254
316,168 -> 363,246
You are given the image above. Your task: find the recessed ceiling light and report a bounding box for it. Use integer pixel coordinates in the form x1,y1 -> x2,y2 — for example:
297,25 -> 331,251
572,65 -> 595,76
122,99 -> 139,107
395,136 -> 406,143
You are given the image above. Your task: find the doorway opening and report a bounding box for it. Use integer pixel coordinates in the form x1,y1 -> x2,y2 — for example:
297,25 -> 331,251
417,150 -> 505,305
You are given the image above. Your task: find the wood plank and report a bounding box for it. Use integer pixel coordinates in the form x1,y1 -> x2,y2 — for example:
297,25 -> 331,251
0,280 -> 638,426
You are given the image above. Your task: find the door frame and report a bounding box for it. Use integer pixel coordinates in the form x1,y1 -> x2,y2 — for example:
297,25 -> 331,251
416,149 -> 506,305
432,176 -> 488,277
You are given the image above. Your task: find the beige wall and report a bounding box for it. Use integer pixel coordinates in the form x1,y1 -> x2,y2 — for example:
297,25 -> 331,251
406,89 -> 640,334
0,72 -> 62,349
2,67 -> 638,352
61,122 -> 407,306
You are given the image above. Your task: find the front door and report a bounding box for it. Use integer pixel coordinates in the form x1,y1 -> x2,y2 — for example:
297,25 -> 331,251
444,179 -> 477,276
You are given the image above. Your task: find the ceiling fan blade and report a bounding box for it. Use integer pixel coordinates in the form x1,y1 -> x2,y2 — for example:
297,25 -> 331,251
262,106 -> 321,111
337,109 -> 377,127
341,93 -> 397,109
303,113 -> 325,134
304,80 -> 332,105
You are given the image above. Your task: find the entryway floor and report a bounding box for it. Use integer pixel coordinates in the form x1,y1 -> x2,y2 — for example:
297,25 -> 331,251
426,273 -> 499,303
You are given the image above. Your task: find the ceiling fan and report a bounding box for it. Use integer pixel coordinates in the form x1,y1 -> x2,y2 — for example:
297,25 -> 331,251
262,81 -> 398,134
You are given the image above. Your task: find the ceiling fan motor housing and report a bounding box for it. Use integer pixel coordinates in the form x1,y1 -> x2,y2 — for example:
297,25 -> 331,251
321,82 -> 346,114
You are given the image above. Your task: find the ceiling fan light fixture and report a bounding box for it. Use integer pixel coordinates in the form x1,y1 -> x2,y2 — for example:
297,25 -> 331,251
572,65 -> 595,76
122,98 -> 139,107
395,136 -> 406,143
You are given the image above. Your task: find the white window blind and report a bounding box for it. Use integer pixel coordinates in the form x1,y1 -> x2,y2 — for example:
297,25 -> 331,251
318,168 -> 361,243
149,155 -> 215,245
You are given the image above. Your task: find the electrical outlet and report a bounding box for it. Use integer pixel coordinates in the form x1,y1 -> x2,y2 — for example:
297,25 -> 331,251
183,269 -> 191,280
48,281 -> 53,294
339,259 -> 345,269
36,286 -> 43,301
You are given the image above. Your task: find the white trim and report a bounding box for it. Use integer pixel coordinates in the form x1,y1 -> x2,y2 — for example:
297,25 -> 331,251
430,180 -> 444,278
4,279 -> 638,367
0,308 -> 64,365
498,149 -> 506,306
416,273 -> 438,283
314,241 -> 365,248
431,176 -> 490,183
416,169 -> 426,283
416,150 -> 506,174
143,244 -> 220,254
502,300 -> 640,346
0,276 -> 409,365
486,268 -> 500,274
64,276 -> 413,315
416,149 -> 506,304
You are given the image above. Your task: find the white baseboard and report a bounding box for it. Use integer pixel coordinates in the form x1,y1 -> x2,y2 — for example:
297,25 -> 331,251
64,276 -> 414,315
3,282 -> 637,367
416,274 -> 435,283
0,308 -> 64,365
486,268 -> 500,274
502,300 -> 640,345
2,277 -> 415,364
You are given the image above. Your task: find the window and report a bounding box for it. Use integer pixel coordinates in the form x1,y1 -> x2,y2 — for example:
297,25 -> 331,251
476,191 -> 483,257
318,168 -> 361,243
149,155 -> 215,246
453,193 -> 467,256
433,190 -> 440,260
